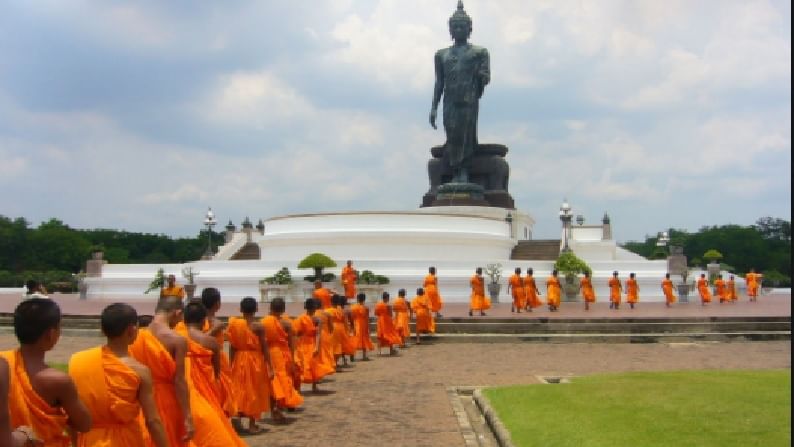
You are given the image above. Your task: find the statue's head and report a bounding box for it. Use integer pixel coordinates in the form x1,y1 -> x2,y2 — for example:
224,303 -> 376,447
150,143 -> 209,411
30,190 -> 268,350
448,1 -> 472,41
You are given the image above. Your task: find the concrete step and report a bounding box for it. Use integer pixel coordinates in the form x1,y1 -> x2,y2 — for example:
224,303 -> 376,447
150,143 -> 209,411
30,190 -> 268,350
510,240 -> 561,261
230,242 -> 260,260
414,332 -> 793,343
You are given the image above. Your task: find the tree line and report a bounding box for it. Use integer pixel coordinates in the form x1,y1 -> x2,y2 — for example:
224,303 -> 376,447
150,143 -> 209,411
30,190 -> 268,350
621,217 -> 792,287
0,216 -> 223,290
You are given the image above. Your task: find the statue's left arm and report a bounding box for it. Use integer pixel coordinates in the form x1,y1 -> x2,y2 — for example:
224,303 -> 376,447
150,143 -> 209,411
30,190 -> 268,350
477,48 -> 490,98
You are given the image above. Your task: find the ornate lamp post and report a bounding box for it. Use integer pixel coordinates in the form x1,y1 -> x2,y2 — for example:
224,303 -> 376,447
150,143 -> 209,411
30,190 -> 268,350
203,207 -> 217,259
559,199 -> 573,252
656,231 -> 670,253
505,212 -> 513,238
576,214 -> 584,226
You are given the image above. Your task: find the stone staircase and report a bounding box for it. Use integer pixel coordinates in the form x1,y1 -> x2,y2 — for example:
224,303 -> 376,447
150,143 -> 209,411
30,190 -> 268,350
230,242 -> 260,260
510,239 -> 561,260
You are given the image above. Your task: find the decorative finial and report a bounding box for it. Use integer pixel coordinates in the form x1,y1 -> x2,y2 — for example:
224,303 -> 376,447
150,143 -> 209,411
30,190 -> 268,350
449,0 -> 471,24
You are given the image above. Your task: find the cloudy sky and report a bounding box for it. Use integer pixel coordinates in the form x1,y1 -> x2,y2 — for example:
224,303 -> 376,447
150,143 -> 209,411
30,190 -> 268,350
0,0 -> 790,242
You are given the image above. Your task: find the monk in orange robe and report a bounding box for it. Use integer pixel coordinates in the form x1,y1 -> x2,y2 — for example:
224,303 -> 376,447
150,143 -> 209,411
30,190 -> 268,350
411,288 -> 435,344
1,299 -> 92,447
312,299 -> 338,376
198,287 -> 236,416
129,297 -> 195,446
262,298 -> 304,413
661,273 -> 677,307
424,266 -> 444,318
0,356 -> 44,447
546,270 -> 562,311
580,271 -> 596,310
313,281 -> 334,309
293,299 -> 334,392
608,271 -> 623,309
469,267 -> 489,316
715,274 -> 729,303
745,268 -> 761,301
226,297 -> 274,434
161,274 -> 186,301
70,303 -> 169,447
727,275 -> 738,302
341,260 -> 358,301
508,268 -> 526,313
697,273 -> 712,305
179,301 -> 247,446
278,313 -> 302,393
328,295 -> 357,367
626,273 -> 639,309
393,289 -> 411,347
524,268 -> 542,311
350,294 -> 375,360
374,292 -> 402,355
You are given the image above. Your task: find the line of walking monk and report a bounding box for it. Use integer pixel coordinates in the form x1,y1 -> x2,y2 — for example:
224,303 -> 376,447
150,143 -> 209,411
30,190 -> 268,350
505,268 -> 765,313
0,280 -> 440,446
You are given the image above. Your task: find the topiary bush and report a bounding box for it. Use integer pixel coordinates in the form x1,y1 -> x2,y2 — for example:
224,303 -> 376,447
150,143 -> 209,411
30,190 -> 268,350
298,253 -> 337,282
261,267 -> 293,285
554,252 -> 592,281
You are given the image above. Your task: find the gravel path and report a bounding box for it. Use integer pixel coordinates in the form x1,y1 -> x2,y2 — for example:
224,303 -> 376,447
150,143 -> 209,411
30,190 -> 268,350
2,334 -> 789,447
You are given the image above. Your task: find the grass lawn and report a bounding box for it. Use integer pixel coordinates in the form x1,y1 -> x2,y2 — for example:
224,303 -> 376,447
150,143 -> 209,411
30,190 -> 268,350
483,370 -> 791,447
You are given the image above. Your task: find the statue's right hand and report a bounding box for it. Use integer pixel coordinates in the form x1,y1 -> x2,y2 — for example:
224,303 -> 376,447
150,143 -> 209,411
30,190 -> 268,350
429,109 -> 437,129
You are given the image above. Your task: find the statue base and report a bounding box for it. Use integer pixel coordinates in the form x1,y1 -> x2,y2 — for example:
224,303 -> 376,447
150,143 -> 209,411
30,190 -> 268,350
431,182 -> 490,207
421,144 -> 515,209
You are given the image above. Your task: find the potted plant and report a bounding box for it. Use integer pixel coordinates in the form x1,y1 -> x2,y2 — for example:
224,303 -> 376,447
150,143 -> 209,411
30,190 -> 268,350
181,266 -> 199,300
357,269 -> 390,302
554,252 -> 591,301
259,267 -> 293,302
298,253 -> 337,283
144,268 -> 166,295
484,263 -> 503,303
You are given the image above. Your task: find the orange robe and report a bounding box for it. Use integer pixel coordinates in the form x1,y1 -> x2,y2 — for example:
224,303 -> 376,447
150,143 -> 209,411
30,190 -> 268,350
128,329 -> 192,447
374,302 -> 402,347
261,316 -> 304,409
226,317 -> 271,418
727,279 -> 737,301
292,313 -> 334,383
546,276 -> 561,307
0,350 -> 70,447
69,346 -> 146,447
608,278 -> 622,305
411,295 -> 435,333
392,297 -> 411,342
327,307 -> 356,356
469,275 -> 490,311
175,326 -> 246,447
175,320 -> 235,416
626,279 -> 639,304
580,277 -> 595,303
662,278 -> 677,305
341,266 -> 357,299
523,275 -> 541,308
745,273 -> 759,297
715,279 -> 728,302
313,287 -> 333,309
350,303 -> 375,352
509,274 -> 526,308
697,278 -> 712,303
313,309 -> 337,372
161,285 -> 186,300
424,274 -> 443,312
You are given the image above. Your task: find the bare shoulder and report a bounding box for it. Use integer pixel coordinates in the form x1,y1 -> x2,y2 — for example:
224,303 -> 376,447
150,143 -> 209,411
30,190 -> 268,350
190,328 -> 218,351
120,356 -> 152,382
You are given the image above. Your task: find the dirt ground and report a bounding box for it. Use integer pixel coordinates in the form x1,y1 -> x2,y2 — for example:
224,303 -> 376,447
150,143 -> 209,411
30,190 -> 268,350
2,334 -> 789,447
